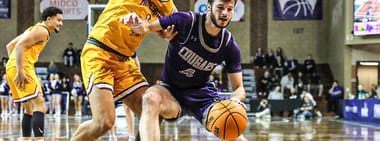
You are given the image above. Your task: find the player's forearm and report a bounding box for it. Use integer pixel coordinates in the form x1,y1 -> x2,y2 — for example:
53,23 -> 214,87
228,72 -> 246,102
231,86 -> 246,102
14,46 -> 25,72
147,20 -> 164,32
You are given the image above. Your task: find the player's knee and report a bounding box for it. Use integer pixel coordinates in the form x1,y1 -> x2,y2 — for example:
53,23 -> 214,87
38,105 -> 47,113
142,92 -> 162,107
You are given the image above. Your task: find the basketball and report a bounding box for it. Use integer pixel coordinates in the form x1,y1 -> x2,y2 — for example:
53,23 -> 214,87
205,99 -> 248,140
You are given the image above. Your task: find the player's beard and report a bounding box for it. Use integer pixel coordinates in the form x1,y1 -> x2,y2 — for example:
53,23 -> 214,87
210,7 -> 230,29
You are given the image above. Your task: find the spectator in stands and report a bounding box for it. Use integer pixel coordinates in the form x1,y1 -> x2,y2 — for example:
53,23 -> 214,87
375,84 -> 380,99
71,74 -> 85,116
268,85 -> 284,100
253,47 -> 266,69
273,55 -> 285,77
268,74 -> 280,91
306,72 -> 323,97
299,88 -> 316,106
303,54 -> 316,81
61,76 -> 71,115
294,96 -> 314,120
274,46 -> 286,61
47,61 -> 58,75
299,87 -> 322,117
258,70 -> 271,98
294,71 -> 306,92
280,72 -> 294,98
63,42 -> 76,67
356,84 -> 368,99
266,49 -> 276,69
268,85 -> 288,118
0,74 -> 10,118
75,44 -> 83,66
253,99 -> 271,119
328,80 -> 343,116
286,55 -> 299,76
368,84 -> 378,99
376,85 -> 380,99
50,73 -> 62,116
1,57 -> 8,67
46,73 -> 54,114
289,87 -> 299,100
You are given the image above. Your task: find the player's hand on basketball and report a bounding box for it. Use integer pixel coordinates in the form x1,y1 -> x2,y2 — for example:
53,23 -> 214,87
14,71 -> 30,90
157,25 -> 178,41
230,98 -> 247,110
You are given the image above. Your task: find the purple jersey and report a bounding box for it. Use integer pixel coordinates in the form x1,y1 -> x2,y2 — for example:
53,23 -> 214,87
72,81 -> 85,97
0,80 -> 10,96
159,12 -> 242,88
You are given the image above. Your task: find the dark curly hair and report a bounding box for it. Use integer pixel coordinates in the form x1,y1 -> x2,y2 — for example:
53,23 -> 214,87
40,6 -> 63,21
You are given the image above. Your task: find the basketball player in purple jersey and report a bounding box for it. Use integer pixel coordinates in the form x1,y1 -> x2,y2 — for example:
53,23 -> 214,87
122,0 -> 247,140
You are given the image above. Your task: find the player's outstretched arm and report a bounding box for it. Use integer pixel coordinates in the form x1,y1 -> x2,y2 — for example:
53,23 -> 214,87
157,25 -> 178,41
120,13 -> 164,34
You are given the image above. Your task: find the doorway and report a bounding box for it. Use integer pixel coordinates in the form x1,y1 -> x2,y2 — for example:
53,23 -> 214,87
356,61 -> 379,93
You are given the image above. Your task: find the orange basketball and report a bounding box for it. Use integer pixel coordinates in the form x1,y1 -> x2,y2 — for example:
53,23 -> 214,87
205,99 -> 248,140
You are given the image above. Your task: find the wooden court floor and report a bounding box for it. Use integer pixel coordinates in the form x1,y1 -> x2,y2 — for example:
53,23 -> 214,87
0,115 -> 379,141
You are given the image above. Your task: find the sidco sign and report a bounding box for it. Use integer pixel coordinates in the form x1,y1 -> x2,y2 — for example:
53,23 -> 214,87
40,0 -> 89,20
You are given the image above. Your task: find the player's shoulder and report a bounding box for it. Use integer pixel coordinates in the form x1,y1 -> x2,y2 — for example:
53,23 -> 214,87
222,29 -> 235,44
24,24 -> 50,40
31,25 -> 50,36
30,23 -> 49,32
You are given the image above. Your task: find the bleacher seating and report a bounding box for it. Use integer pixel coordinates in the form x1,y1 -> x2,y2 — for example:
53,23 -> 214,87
253,63 -> 334,115
242,69 -> 256,92
35,62 -> 82,80
35,67 -> 48,80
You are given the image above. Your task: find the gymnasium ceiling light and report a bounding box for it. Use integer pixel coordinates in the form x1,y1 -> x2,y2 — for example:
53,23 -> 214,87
359,62 -> 379,66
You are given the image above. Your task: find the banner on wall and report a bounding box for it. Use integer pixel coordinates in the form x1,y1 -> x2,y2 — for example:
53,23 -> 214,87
0,0 -> 10,18
194,0 -> 245,22
273,0 -> 322,20
40,0 -> 89,20
344,99 -> 380,123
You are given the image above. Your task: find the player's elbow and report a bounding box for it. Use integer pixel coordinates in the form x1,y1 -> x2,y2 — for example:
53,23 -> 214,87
6,43 -> 12,50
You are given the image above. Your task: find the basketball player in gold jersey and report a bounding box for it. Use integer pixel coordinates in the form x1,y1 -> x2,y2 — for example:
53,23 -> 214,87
5,7 -> 63,141
70,0 -> 177,140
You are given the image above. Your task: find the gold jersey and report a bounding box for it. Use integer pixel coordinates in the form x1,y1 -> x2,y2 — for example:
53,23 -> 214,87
5,23 -> 49,102
6,23 -> 49,69
89,0 -> 175,57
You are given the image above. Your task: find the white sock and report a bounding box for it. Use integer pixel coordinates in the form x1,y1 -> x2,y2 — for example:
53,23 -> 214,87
128,136 -> 136,141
